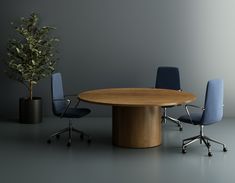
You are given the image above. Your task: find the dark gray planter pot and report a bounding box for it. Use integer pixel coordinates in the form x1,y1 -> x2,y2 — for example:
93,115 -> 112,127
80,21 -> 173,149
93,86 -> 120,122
19,97 -> 42,124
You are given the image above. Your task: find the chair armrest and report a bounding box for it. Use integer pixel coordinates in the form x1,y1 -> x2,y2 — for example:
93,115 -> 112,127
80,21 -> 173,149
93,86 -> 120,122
185,104 -> 205,110
53,98 -> 71,118
61,99 -> 71,118
74,99 -> 81,108
64,94 -> 80,108
64,94 -> 77,97
184,104 -> 205,123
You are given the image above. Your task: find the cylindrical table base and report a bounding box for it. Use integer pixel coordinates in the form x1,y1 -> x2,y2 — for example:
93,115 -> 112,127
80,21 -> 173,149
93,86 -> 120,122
112,106 -> 161,148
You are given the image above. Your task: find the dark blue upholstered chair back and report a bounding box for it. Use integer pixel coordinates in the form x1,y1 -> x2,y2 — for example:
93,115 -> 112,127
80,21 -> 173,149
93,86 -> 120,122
155,67 -> 181,90
201,79 -> 224,125
51,73 -> 66,116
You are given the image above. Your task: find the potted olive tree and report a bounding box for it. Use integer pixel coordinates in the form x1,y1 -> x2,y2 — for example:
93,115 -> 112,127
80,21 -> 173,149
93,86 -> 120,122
4,13 -> 59,123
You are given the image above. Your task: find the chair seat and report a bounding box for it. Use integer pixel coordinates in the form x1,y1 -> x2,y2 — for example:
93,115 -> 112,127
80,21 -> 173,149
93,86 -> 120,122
63,108 -> 91,118
178,113 -> 203,125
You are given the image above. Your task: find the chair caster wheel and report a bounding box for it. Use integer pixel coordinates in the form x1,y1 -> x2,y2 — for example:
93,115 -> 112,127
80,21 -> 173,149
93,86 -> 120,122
80,134 -> 84,140
56,134 -> 60,139
182,148 -> 186,154
208,152 -> 213,157
47,139 -> 51,144
223,147 -> 227,152
87,137 -> 92,144
67,142 -> 71,147
179,127 -> 183,131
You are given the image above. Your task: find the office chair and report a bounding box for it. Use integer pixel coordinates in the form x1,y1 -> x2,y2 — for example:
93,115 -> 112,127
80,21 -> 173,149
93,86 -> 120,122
47,72 -> 91,147
178,79 -> 227,156
155,67 -> 183,131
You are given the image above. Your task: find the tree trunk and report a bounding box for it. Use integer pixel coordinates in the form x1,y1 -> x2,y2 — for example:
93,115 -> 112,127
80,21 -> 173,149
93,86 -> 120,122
29,80 -> 33,100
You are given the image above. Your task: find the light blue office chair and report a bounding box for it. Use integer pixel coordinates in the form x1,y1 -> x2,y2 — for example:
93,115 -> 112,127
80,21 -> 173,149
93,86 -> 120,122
47,72 -> 91,147
155,67 -> 183,131
178,79 -> 227,156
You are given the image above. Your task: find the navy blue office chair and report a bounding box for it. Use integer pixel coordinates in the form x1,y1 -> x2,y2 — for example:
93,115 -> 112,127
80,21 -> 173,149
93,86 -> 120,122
155,67 -> 183,131
179,79 -> 227,156
47,73 -> 91,147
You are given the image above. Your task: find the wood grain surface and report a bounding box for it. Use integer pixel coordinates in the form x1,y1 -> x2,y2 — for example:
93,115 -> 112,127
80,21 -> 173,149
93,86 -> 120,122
79,88 -> 196,107
112,106 -> 161,148
79,88 -> 196,148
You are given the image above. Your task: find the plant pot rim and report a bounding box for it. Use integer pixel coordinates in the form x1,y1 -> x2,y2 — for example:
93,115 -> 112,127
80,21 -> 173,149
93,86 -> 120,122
20,97 -> 42,100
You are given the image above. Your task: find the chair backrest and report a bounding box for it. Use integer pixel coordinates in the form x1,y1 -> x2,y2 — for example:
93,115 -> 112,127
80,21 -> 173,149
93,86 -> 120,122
51,73 -> 66,116
155,67 -> 181,90
201,79 -> 224,125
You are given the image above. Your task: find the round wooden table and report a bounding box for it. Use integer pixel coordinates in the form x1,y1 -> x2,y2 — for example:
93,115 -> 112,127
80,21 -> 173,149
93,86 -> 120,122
79,88 -> 196,148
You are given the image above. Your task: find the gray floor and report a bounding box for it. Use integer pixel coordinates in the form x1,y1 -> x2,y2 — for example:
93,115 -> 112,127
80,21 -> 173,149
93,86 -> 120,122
0,117 -> 234,183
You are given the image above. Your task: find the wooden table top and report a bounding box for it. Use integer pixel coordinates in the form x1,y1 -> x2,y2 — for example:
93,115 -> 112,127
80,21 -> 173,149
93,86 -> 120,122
78,88 -> 196,107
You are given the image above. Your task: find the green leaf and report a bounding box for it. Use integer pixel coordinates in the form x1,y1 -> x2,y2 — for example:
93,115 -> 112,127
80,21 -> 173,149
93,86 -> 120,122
16,47 -> 20,53
4,12 -> 59,98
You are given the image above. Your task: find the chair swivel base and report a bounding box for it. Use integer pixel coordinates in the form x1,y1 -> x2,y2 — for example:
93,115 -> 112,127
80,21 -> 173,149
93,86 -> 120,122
162,115 -> 183,131
162,107 -> 183,131
182,125 -> 227,157
47,123 -> 91,147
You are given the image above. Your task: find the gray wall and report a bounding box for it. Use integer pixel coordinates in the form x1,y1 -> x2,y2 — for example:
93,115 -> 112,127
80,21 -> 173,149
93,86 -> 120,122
0,0 -> 235,119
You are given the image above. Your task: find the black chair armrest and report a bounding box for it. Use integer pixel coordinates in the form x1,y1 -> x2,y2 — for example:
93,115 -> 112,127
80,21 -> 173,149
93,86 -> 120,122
184,104 -> 205,123
64,94 -> 81,108
53,98 -> 71,118
64,94 -> 77,97
185,104 -> 205,110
